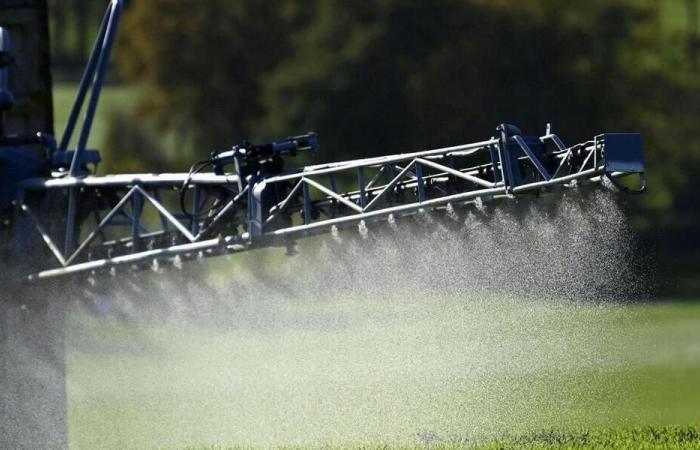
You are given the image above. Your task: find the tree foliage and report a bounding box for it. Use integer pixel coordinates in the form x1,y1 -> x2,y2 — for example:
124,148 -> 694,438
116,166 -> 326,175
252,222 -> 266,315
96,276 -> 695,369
118,0 -> 298,154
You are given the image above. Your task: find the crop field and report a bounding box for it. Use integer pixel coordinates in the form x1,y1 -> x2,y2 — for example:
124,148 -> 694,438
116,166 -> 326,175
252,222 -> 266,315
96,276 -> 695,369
65,291 -> 700,449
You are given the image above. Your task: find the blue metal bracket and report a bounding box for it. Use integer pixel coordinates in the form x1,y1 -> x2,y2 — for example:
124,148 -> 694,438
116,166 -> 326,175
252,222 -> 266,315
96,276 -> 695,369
602,133 -> 646,194
496,123 -> 550,191
602,133 -> 645,174
511,135 -> 552,181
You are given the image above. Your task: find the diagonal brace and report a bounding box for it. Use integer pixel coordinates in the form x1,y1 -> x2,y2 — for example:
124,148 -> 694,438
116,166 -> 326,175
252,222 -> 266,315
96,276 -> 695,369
415,158 -> 495,188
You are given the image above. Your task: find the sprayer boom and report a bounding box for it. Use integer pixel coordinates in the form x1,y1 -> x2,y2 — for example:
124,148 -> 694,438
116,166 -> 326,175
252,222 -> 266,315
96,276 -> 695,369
0,0 -> 647,283
6,123 -> 645,281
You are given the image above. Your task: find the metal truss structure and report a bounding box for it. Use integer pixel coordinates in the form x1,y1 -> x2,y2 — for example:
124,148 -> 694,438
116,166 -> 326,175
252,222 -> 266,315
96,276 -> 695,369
16,124 -> 646,281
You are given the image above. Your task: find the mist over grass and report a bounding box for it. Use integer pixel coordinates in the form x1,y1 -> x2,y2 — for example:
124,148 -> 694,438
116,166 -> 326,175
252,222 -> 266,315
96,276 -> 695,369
64,189 -> 699,449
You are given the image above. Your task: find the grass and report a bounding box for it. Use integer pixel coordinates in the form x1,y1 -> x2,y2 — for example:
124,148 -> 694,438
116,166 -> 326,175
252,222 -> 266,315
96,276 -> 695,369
462,427 -> 700,449
187,427 -> 700,449
65,297 -> 700,449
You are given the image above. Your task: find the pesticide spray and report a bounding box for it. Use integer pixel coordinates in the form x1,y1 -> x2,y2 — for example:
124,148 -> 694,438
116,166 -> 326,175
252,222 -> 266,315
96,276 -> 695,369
58,188 -> 653,448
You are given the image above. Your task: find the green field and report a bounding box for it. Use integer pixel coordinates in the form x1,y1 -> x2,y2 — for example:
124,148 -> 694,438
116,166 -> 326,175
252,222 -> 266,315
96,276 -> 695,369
448,427 -> 700,449
65,293 -> 700,449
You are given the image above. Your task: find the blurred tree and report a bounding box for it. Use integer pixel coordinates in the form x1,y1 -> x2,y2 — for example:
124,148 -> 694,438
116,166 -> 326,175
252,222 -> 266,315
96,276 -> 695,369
75,0 -> 91,61
117,0 -> 303,158
48,0 -> 115,74
687,0 -> 699,71
259,1 -> 631,152
102,110 -> 170,174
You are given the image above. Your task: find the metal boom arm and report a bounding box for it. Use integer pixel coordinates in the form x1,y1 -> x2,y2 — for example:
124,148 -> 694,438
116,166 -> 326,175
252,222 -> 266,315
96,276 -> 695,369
15,123 -> 645,281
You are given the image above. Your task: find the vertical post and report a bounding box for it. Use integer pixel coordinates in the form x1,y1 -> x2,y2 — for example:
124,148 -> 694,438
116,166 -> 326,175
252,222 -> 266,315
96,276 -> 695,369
329,174 -> 338,218
302,182 -> 312,225
64,187 -> 78,256
246,175 -> 263,238
497,123 -> 523,192
131,188 -> 143,253
415,161 -> 426,202
489,145 -> 502,184
593,135 -> 598,169
190,185 -> 201,235
447,155 -> 456,193
357,167 -> 367,208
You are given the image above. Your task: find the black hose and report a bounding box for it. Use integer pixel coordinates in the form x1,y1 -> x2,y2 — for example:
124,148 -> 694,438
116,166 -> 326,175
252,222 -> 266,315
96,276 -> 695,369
179,159 -> 213,220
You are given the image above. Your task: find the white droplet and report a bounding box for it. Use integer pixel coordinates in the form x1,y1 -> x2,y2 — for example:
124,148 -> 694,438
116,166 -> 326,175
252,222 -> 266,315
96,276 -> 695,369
446,203 -> 458,221
358,220 -> 368,239
387,214 -> 398,231
474,196 -> 485,212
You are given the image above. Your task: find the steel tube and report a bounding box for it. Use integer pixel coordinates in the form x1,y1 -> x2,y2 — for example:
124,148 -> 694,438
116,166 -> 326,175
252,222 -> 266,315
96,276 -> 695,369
19,173 -> 241,191
510,167 -> 604,192
270,185 -> 507,237
264,139 -> 499,183
415,158 -> 495,188
20,203 -> 67,266
302,177 -> 363,213
29,237 -> 225,280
